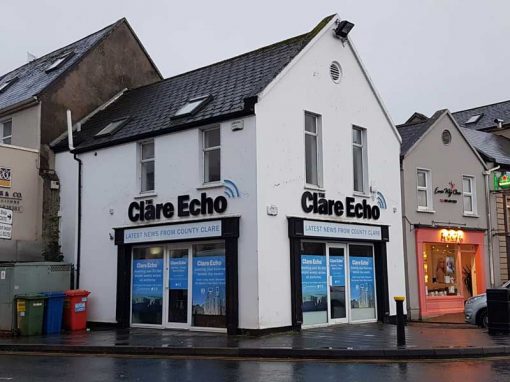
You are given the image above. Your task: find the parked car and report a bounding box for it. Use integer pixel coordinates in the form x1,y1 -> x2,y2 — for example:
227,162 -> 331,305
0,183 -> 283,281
465,280 -> 510,327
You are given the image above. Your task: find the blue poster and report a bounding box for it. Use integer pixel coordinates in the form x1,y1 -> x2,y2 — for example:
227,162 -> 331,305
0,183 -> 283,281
329,256 -> 345,287
349,256 -> 375,309
169,257 -> 188,290
132,258 -> 163,298
192,256 -> 226,316
301,255 -> 327,312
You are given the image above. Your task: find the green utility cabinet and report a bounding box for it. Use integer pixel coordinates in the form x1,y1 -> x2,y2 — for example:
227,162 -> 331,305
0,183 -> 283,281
0,262 -> 71,332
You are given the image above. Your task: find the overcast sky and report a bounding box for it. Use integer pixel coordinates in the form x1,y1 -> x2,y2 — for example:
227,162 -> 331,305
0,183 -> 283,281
1,0 -> 509,123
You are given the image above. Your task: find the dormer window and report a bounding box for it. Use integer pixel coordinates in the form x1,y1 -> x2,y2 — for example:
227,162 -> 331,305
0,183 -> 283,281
172,95 -> 212,119
0,77 -> 18,93
46,52 -> 73,72
466,114 -> 483,124
94,118 -> 129,138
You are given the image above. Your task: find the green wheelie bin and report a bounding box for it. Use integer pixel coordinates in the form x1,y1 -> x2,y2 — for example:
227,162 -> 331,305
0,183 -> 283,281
15,294 -> 47,336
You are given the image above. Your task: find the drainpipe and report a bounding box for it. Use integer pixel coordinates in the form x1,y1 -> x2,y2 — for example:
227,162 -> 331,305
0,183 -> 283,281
484,165 -> 500,288
67,110 -> 82,289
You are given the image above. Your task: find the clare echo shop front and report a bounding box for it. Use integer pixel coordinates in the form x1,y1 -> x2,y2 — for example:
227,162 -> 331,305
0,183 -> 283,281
114,193 -> 240,334
288,192 -> 392,329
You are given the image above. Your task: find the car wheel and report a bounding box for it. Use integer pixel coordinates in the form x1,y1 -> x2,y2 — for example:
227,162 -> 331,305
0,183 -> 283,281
478,308 -> 488,328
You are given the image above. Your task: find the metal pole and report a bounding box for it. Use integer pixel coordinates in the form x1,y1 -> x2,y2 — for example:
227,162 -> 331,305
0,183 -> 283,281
394,296 -> 406,346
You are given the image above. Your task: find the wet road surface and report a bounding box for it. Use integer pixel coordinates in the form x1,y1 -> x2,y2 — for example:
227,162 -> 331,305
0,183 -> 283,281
1,354 -> 510,381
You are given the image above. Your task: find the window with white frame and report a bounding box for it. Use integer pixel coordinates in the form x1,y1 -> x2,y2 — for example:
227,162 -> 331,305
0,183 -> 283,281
0,119 -> 12,145
203,127 -> 221,183
417,169 -> 432,210
140,141 -> 155,193
462,176 -> 476,214
305,112 -> 322,186
352,126 -> 367,193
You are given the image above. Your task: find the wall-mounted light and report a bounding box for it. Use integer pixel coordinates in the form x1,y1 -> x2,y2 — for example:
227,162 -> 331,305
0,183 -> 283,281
334,20 -> 355,39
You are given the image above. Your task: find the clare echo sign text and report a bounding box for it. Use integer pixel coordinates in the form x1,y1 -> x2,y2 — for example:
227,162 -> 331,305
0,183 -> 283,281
301,191 -> 381,220
128,192 -> 227,222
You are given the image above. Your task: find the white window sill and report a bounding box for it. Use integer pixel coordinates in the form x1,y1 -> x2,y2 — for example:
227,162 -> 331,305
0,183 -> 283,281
353,191 -> 371,199
463,213 -> 479,218
417,208 -> 435,214
304,184 -> 325,192
134,192 -> 157,199
197,181 -> 224,190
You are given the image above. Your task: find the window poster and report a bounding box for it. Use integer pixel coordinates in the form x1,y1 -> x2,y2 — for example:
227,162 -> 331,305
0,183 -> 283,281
349,256 -> 375,309
132,258 -> 163,324
192,256 -> 226,316
329,256 -> 345,287
301,255 -> 327,312
169,257 -> 188,290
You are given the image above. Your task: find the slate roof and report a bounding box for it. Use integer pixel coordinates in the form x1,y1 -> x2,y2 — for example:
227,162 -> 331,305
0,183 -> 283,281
0,20 -> 122,113
452,100 -> 510,131
56,15 -> 335,153
462,128 -> 510,167
396,110 -> 446,156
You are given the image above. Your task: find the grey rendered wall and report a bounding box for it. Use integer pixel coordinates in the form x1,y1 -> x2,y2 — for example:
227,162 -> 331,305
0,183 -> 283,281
402,114 -> 488,319
6,104 -> 40,150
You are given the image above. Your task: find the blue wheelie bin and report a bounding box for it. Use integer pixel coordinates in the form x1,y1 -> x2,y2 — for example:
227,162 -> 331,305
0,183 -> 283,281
42,291 -> 66,334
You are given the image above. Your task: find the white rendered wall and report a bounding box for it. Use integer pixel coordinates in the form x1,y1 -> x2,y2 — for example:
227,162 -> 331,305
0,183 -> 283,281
254,26 -> 405,328
56,117 -> 259,326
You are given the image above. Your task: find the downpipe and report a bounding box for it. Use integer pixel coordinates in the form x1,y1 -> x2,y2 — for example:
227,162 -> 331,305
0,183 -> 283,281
484,165 -> 500,288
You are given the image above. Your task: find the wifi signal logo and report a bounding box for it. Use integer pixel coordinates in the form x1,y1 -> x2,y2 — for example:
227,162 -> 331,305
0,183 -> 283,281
224,179 -> 241,198
376,191 -> 387,209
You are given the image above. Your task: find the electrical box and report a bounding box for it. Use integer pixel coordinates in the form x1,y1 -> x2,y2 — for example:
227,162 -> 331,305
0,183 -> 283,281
0,262 -> 71,332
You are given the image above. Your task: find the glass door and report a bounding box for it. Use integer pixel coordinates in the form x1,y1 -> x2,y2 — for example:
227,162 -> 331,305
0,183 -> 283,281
166,247 -> 191,328
349,244 -> 377,322
327,244 -> 348,324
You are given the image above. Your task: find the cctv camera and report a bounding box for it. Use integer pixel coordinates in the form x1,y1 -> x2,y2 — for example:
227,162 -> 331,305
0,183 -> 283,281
495,118 -> 504,124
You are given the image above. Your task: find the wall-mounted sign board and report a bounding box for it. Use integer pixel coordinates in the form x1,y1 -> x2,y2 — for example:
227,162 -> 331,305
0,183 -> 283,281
0,207 -> 13,225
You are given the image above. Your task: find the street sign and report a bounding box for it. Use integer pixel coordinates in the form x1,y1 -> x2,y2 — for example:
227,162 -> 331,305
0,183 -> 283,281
0,207 -> 12,225
0,222 -> 12,240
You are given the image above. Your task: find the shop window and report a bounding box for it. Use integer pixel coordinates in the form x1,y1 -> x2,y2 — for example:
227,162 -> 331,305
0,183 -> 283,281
203,127 -> 221,183
417,169 -> 432,210
462,176 -> 476,215
422,243 -> 477,297
131,247 -> 164,325
301,242 -> 327,325
192,242 -> 226,328
0,119 -> 12,145
352,126 -> 367,193
305,112 -> 322,187
349,245 -> 376,321
140,141 -> 155,193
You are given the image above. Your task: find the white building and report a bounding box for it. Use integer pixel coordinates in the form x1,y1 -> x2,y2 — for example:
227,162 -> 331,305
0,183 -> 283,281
55,15 -> 405,334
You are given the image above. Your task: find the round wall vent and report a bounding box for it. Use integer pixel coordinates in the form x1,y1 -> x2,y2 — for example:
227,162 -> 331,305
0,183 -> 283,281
442,129 -> 452,145
330,61 -> 342,83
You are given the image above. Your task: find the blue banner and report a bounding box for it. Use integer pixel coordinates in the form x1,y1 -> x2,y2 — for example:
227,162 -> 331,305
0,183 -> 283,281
192,256 -> 226,316
301,255 -> 327,312
349,256 -> 375,309
329,256 -> 345,287
132,258 -> 163,298
169,257 -> 188,290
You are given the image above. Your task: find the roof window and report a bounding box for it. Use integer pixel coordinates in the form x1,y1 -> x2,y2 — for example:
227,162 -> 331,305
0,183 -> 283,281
172,95 -> 212,119
466,114 -> 483,124
46,52 -> 73,72
94,118 -> 129,138
0,77 -> 18,92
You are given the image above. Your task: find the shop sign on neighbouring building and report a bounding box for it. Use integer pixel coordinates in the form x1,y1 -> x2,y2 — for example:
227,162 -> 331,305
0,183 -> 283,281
495,173 -> 510,190
434,181 -> 461,203
0,167 -> 11,188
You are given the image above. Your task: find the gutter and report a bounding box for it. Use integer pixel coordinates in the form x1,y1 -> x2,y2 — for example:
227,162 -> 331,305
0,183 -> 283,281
67,109 -> 82,289
0,96 -> 39,118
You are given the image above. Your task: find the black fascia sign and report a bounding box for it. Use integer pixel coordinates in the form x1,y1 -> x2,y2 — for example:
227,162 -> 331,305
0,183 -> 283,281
128,192 -> 227,222
301,191 -> 380,220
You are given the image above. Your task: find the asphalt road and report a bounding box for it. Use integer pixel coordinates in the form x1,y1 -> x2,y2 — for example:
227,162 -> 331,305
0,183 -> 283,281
1,354 -> 510,381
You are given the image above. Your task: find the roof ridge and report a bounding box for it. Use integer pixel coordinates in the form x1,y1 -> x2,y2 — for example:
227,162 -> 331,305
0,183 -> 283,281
119,15 -> 336,95
452,99 -> 510,115
0,18 -> 124,82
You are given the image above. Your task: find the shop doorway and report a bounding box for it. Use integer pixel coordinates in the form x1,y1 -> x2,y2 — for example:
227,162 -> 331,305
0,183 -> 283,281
301,242 -> 377,327
130,242 -> 226,331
